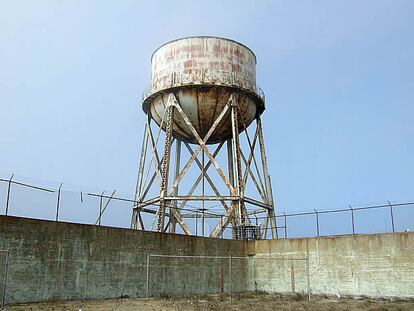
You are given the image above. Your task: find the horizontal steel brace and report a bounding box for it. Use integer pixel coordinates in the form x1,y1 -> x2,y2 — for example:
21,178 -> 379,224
243,196 -> 273,210
137,197 -> 161,208
181,213 -> 223,218
165,196 -> 240,201
140,208 -> 169,216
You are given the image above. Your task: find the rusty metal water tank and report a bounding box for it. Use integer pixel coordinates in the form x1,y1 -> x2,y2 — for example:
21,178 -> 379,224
142,36 -> 265,144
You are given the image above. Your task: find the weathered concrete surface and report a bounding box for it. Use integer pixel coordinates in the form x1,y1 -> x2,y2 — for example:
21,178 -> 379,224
1,215 -> 413,304
0,216 -> 247,304
247,233 -> 414,298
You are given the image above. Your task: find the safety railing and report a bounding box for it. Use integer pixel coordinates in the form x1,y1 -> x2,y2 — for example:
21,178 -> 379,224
142,71 -> 265,103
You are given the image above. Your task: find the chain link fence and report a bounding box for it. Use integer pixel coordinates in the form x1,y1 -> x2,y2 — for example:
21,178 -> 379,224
1,173 -> 413,239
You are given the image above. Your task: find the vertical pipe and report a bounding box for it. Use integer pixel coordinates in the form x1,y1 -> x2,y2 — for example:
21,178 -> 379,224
201,209 -> 204,236
98,191 -> 105,226
283,212 -> 287,239
388,201 -> 395,233
227,139 -> 235,237
55,183 -> 63,222
229,254 -> 232,300
195,211 -> 198,237
349,205 -> 355,235
146,254 -> 150,299
314,209 -> 319,237
5,174 -> 13,216
221,216 -> 224,239
306,257 -> 311,301
1,250 -> 9,309
227,139 -> 235,189
201,150 -> 205,237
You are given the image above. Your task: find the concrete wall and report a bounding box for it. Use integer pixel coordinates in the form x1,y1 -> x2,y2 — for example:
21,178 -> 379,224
1,215 -> 413,304
247,233 -> 414,298
0,216 -> 247,304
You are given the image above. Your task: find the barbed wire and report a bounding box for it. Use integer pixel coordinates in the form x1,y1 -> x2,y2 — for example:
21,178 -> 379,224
1,173 -> 413,239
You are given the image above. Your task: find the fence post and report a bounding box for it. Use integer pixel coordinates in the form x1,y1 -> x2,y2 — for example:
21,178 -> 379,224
283,212 -> 287,239
55,183 -> 63,222
98,191 -> 105,226
5,174 -> 14,216
349,204 -> 355,234
314,209 -> 319,237
274,214 -> 279,239
388,201 -> 395,233
255,215 -> 262,239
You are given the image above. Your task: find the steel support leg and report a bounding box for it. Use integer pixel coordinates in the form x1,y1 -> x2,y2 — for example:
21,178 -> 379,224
132,124 -> 148,230
257,117 -> 277,239
230,95 -> 247,227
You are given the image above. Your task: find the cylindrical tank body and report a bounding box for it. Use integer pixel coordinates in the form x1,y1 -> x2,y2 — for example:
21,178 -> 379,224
142,36 -> 265,144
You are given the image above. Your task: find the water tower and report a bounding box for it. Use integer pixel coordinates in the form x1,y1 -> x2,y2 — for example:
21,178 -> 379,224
131,36 -> 277,239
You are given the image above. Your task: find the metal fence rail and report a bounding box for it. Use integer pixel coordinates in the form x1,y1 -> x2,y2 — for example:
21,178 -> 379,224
1,173 -> 413,239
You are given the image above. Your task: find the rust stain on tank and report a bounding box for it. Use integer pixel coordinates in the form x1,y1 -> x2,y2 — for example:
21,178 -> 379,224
144,36 -> 264,144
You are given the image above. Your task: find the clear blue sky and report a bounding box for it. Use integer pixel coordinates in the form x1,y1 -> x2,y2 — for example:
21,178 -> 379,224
1,1 -> 413,234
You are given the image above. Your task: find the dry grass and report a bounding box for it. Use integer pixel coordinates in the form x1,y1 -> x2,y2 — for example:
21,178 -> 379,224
7,293 -> 414,311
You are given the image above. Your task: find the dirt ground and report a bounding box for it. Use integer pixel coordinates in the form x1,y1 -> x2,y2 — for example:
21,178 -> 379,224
7,293 -> 414,311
